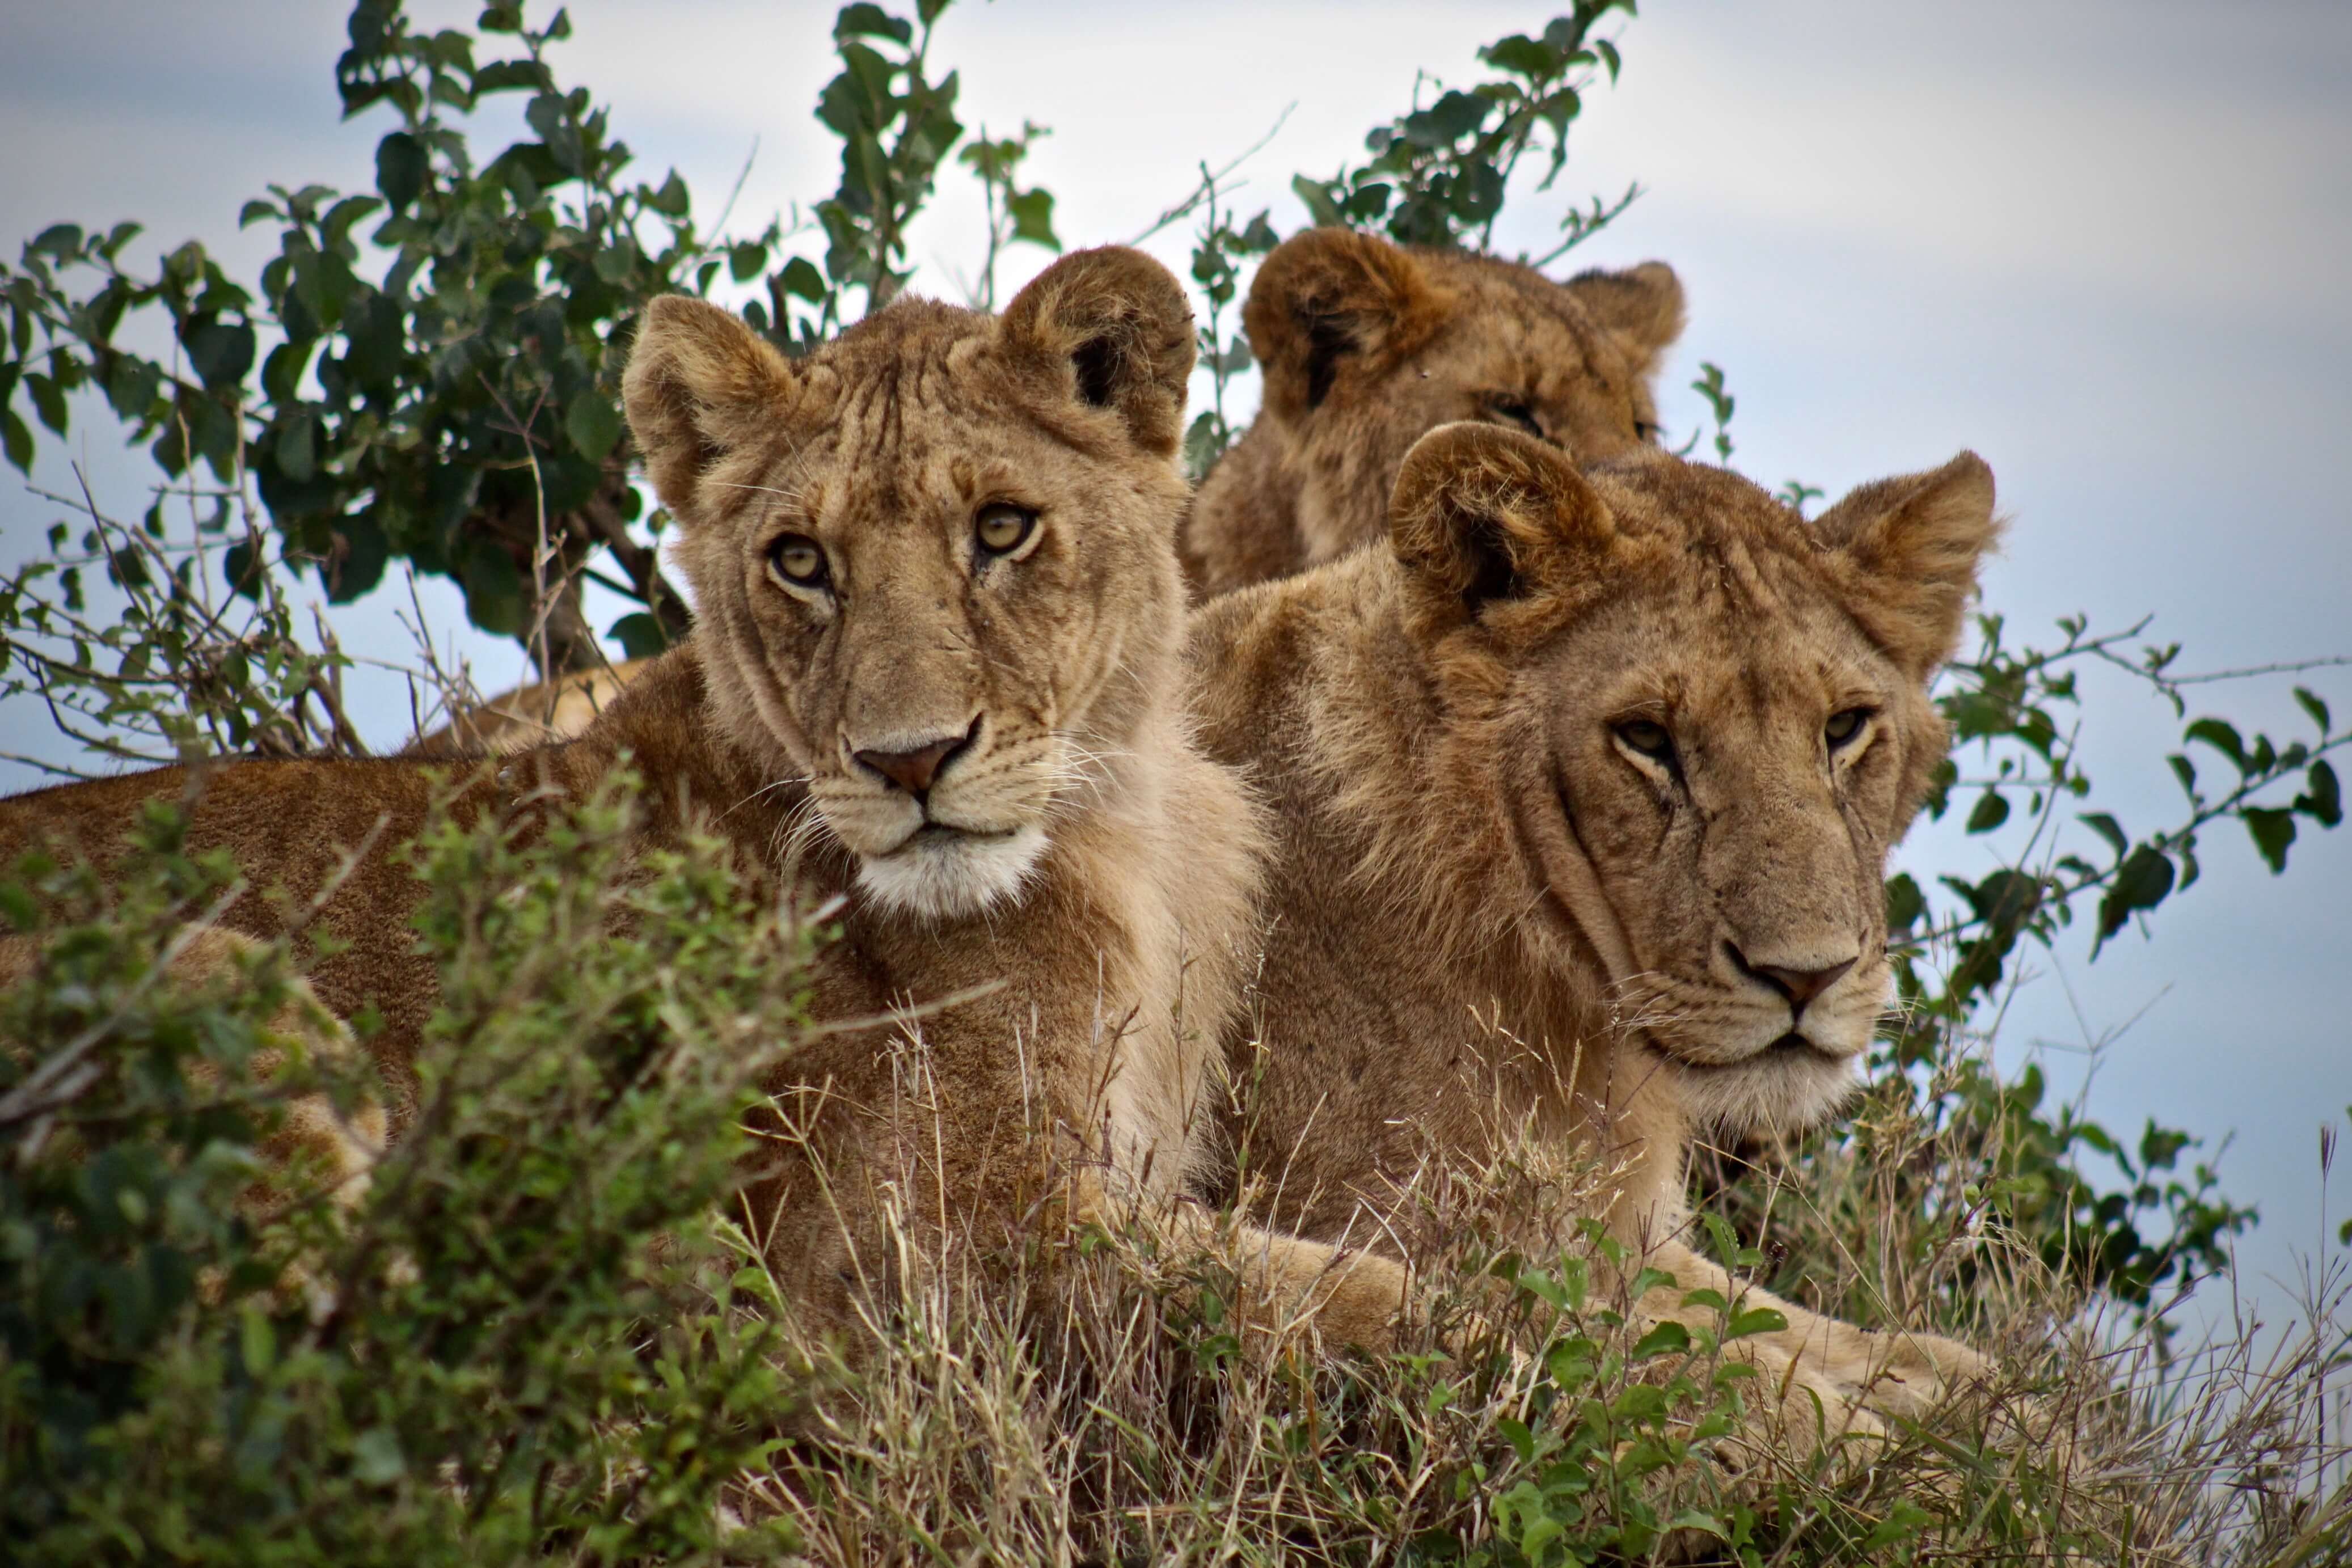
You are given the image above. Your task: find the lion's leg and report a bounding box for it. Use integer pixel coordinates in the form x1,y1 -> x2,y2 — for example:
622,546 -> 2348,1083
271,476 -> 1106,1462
1152,1194 -> 1413,1356
1624,1237 -> 1995,1451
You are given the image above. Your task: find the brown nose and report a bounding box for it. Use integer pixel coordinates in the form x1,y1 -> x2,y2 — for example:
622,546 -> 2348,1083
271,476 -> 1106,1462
853,718 -> 978,799
1728,944 -> 1857,1012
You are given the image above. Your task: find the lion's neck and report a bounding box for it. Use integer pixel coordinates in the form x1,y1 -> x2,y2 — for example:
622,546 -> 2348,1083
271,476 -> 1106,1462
1194,558 -> 1688,1235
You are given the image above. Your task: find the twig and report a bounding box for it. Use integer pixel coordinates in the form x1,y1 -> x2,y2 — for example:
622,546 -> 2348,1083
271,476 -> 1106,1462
1127,103 -> 1297,246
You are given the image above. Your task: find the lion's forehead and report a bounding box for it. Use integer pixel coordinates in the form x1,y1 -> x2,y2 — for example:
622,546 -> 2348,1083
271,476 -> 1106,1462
1557,550 -> 1895,721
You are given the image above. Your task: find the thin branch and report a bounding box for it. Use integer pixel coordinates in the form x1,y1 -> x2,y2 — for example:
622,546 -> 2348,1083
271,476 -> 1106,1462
1127,103 -> 1297,246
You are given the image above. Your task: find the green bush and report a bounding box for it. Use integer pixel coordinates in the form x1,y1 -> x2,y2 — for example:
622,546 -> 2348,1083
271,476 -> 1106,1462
1,781 -> 812,1563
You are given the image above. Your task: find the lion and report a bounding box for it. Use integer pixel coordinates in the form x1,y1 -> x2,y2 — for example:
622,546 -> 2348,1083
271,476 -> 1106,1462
0,248 -> 1412,1355
413,230 -> 1685,753
1185,420 -> 2008,1458
1180,226 -> 1685,595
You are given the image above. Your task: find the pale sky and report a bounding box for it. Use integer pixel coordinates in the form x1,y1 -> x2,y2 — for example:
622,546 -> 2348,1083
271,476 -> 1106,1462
2,0 -> 2346,1339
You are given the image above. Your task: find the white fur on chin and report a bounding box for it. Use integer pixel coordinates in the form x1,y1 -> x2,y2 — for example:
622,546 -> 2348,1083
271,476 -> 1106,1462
855,823 -> 1049,920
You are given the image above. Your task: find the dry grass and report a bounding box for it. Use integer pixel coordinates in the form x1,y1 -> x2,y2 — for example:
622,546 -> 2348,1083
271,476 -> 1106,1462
704,1047 -> 2351,1567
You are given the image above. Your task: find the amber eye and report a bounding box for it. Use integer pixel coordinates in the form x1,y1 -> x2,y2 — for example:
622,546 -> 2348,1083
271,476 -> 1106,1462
1488,398 -> 1543,438
1616,719 -> 1674,759
1825,708 -> 1872,748
767,532 -> 828,589
975,502 -> 1038,557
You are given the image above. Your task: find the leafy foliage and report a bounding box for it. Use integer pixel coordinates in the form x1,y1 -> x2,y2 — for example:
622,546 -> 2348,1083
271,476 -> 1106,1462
0,785 -> 812,1562
1293,1 -> 1642,260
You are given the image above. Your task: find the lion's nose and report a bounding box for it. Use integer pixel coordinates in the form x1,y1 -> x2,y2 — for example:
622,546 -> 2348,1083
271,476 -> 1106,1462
854,716 -> 980,800
1726,943 -> 1856,1013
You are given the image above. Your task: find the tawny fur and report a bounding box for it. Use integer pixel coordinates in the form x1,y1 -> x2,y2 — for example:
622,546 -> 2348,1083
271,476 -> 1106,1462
1186,422 -> 2006,1458
1181,227 -> 1685,595
408,233 -> 1683,749
0,251 -> 1413,1357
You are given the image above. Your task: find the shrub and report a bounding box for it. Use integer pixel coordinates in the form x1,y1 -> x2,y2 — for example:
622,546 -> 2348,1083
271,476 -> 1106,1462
1,781 -> 812,1563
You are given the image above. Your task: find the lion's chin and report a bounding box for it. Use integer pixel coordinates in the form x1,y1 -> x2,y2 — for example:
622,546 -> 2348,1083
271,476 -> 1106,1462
1658,1035 -> 1862,1139
855,822 -> 1048,922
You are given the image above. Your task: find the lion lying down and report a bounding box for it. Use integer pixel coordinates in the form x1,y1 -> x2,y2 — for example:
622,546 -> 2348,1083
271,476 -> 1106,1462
1189,420 -> 2009,1456
0,247 -> 1414,1356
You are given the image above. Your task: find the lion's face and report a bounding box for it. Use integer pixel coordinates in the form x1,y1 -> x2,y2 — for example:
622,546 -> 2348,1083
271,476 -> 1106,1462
1245,230 -> 1684,568
1384,426 -> 1998,1136
622,250 -> 1196,920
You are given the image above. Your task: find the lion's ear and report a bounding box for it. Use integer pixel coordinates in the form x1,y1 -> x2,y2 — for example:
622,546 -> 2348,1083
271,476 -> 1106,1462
1561,260 -> 1684,378
1244,228 -> 1450,425
1389,422 -> 1615,624
997,246 -> 1194,457
622,295 -> 798,524
1813,452 -> 2001,679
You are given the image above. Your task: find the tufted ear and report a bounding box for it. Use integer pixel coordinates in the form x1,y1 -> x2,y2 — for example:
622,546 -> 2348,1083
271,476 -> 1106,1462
997,246 -> 1195,457
1561,259 -> 1685,378
1389,422 -> 1616,626
622,295 -> 797,525
1244,227 -> 1452,426
1813,451 -> 2000,679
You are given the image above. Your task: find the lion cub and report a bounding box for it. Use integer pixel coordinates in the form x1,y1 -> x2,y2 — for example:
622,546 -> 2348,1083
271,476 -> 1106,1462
0,248 -> 1408,1354
1187,421 -> 2007,1453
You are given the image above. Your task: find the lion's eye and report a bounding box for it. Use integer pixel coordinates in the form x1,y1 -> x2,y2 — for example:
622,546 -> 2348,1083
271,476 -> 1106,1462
767,533 -> 829,589
1616,719 -> 1674,760
975,502 -> 1038,557
1488,398 -> 1543,438
1633,419 -> 1663,443
1825,708 -> 1872,749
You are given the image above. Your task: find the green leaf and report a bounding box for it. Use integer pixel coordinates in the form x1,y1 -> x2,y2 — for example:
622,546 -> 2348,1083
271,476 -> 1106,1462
375,130 -> 428,213
778,256 -> 827,303
1005,188 -> 1059,251
608,611 -> 671,661
1724,1305 -> 1788,1342
275,412 -> 317,483
593,239 -> 639,284
1630,1320 -> 1690,1360
2244,807 -> 2296,873
647,168 -> 691,218
1291,175 -> 1346,230
351,1426 -> 406,1486
2096,844 -> 2176,945
2296,759 -> 2342,828
2293,686 -> 2331,736
1,408 -> 31,475
834,2 -> 914,44
1965,790 -> 2010,834
239,1304 -> 276,1375
565,393 -> 622,462
185,319 -> 257,388
2078,812 -> 2127,858
28,223 -> 83,260
1883,871 -> 1924,935
25,372 -> 67,437
1401,90 -> 1490,149
2185,716 -> 2248,773
1481,35 -> 1564,78
2167,753 -> 2197,802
